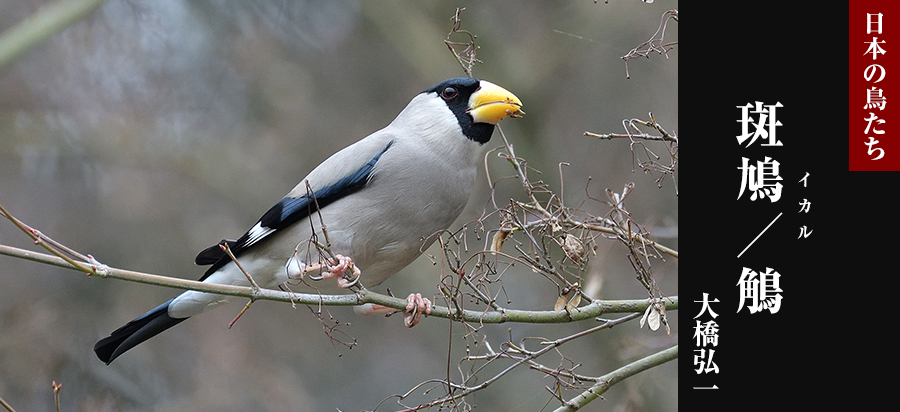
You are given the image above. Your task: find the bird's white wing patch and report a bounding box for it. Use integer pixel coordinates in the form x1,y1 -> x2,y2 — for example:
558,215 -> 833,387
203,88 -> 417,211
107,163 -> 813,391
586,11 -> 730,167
245,222 -> 276,248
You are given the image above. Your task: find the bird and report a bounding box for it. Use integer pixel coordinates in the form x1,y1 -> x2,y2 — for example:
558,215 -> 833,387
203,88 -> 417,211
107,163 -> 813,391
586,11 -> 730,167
93,77 -> 523,364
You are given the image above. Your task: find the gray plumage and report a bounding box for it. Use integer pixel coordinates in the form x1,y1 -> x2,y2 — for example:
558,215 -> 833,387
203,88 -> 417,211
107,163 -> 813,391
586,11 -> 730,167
94,78 -> 522,364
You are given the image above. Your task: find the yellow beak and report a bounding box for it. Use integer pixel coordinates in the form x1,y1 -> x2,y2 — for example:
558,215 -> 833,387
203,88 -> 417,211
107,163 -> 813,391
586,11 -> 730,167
468,81 -> 524,125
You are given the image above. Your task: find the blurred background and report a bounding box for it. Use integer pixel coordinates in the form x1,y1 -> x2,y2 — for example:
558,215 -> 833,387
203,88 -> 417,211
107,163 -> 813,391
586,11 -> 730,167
0,0 -> 677,410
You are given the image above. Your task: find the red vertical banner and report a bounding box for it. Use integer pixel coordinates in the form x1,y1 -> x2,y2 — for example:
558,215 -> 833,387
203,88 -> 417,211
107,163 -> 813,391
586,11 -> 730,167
851,1 -> 899,170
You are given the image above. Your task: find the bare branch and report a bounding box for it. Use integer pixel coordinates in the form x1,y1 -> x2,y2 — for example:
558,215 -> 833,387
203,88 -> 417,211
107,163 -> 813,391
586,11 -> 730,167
586,113 -> 678,193
376,312 -> 651,411
0,0 -> 109,71
52,381 -> 62,412
622,9 -> 679,79
555,345 -> 678,412
444,7 -> 481,78
0,243 -> 677,324
0,392 -> 17,412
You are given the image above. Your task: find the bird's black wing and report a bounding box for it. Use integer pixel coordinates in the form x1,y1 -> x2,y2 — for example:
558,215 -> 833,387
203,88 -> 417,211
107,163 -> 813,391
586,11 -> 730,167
194,140 -> 394,280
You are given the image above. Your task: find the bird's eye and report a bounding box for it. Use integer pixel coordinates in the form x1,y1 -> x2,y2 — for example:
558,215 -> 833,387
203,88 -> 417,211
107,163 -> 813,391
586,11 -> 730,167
441,87 -> 458,100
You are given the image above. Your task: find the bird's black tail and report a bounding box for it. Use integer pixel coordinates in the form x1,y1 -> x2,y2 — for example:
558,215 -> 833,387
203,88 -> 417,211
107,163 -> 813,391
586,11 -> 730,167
94,298 -> 188,364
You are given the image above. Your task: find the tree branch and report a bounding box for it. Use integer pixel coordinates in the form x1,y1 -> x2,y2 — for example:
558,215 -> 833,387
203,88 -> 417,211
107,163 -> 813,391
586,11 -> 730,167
0,243 -> 677,324
384,312 -> 646,411
0,0 -> 108,71
555,345 -> 679,412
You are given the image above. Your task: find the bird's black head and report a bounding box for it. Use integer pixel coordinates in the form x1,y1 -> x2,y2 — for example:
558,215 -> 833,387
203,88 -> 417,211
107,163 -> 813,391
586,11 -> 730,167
425,78 -> 523,144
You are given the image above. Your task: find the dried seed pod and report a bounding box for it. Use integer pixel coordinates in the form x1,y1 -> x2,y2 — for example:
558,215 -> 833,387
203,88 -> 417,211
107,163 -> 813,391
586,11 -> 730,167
561,234 -> 585,263
554,283 -> 582,311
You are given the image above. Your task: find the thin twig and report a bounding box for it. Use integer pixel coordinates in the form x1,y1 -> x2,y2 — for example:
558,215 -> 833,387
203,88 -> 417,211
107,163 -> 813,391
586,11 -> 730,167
219,242 -> 260,328
386,313 -> 643,411
0,393 -> 17,412
52,381 -> 62,412
1,202 -> 96,274
444,7 -> 481,77
0,0 -> 109,70
554,345 -> 678,412
621,9 -> 678,79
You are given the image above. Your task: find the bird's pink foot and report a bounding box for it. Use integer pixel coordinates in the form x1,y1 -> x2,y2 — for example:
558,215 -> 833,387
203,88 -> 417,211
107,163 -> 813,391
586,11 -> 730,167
295,254 -> 360,288
322,254 -> 360,288
352,293 -> 432,327
404,293 -> 432,327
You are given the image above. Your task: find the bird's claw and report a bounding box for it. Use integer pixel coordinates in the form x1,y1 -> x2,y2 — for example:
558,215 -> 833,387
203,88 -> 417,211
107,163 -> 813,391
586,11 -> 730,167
324,255 -> 361,289
293,254 -> 360,288
404,293 -> 432,327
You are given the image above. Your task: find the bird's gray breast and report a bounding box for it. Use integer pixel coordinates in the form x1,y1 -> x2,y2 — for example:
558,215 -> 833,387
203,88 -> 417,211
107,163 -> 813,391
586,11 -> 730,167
320,138 -> 476,286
